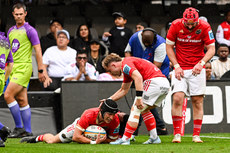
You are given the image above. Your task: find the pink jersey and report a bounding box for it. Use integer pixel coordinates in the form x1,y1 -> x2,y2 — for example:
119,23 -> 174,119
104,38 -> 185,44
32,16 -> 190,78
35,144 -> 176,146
167,19 -> 215,69
77,108 -> 120,138
122,57 -> 165,83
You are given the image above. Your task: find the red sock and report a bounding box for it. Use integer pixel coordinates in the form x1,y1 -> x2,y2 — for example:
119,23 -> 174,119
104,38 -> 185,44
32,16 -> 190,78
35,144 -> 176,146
123,123 -> 137,139
37,135 -> 44,142
172,116 -> 182,135
193,119 -> 202,136
142,111 -> 156,131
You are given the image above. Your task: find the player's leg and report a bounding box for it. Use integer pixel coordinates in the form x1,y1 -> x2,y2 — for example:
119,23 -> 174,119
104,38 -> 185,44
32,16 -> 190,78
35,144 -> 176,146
189,69 -> 205,143
110,101 -> 148,145
4,82 -> 25,138
16,88 -> 32,136
171,70 -> 189,143
142,77 -> 169,144
191,95 -> 204,143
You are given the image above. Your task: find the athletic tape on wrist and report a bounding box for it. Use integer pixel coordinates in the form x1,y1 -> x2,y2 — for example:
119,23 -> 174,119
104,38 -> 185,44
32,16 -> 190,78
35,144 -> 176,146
200,60 -> 205,66
90,140 -> 96,144
136,96 -> 142,99
174,64 -> 180,69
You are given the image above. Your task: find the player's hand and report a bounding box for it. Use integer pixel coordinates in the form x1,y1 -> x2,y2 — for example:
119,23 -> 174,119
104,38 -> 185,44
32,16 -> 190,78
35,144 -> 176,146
192,63 -> 203,76
99,99 -> 106,108
174,67 -> 184,80
95,133 -> 107,144
135,99 -> 144,110
103,32 -> 111,37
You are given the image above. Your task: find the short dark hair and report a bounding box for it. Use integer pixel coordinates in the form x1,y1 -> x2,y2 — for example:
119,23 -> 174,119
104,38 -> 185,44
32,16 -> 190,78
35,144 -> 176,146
218,43 -> 229,49
12,2 -> 26,12
77,50 -> 87,57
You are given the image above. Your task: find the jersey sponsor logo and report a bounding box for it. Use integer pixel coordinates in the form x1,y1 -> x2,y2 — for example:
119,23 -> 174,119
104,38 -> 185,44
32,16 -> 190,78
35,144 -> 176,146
12,39 -> 20,53
195,29 -> 201,34
223,28 -> 229,31
208,30 -> 214,40
177,38 -> 201,43
123,64 -> 131,75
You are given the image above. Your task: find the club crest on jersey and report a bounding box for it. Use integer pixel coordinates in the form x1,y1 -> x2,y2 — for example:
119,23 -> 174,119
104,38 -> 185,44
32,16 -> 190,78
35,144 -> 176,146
208,30 -> 214,40
195,29 -> 201,34
123,64 -> 131,75
179,29 -> 184,33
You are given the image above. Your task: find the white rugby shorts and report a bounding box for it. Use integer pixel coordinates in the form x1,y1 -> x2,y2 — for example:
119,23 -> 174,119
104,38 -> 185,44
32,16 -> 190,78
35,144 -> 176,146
58,118 -> 80,143
171,69 -> 206,96
142,77 -> 170,107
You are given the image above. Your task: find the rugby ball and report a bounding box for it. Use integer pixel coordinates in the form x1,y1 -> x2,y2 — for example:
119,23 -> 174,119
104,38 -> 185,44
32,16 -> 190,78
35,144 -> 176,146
84,125 -> 106,141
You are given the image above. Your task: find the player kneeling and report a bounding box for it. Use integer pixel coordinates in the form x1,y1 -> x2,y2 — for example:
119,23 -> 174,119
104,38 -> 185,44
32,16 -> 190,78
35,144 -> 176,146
20,99 -> 120,144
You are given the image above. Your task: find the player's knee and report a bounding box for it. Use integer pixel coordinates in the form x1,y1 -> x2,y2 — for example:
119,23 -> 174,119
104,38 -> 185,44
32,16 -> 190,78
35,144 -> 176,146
173,94 -> 184,105
4,92 -> 12,102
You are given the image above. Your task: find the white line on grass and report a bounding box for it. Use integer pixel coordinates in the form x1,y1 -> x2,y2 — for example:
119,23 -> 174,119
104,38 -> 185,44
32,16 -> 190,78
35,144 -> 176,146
184,136 -> 230,139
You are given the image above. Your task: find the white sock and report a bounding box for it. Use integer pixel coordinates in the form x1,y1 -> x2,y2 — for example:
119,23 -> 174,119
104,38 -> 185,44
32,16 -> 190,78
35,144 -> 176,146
149,128 -> 158,140
122,135 -> 129,141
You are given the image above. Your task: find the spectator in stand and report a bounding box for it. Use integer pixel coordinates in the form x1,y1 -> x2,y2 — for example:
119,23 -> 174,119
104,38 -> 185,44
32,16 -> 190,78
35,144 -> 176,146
63,50 -> 97,81
211,44 -> 230,79
205,62 -> 215,80
88,39 -> 106,74
40,19 -> 64,54
42,29 -> 76,91
136,22 -> 148,32
216,10 -> 230,47
102,12 -> 133,57
71,24 -> 92,54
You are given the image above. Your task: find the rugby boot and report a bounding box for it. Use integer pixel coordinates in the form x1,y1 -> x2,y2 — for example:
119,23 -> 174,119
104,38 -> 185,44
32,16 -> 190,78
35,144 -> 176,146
0,126 -> 11,142
20,136 -> 37,143
143,136 -> 161,144
8,127 -> 26,138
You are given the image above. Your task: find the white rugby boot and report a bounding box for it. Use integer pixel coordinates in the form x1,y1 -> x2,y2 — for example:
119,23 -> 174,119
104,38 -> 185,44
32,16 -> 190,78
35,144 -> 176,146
143,136 -> 161,144
172,134 -> 181,143
192,135 -> 203,143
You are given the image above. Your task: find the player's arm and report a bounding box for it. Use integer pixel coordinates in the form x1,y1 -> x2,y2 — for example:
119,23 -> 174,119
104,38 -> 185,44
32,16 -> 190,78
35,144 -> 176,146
201,44 -> 215,63
33,44 -> 46,82
5,62 -> 13,81
131,70 -> 145,109
109,82 -> 132,101
166,40 -> 184,80
72,125 -> 106,144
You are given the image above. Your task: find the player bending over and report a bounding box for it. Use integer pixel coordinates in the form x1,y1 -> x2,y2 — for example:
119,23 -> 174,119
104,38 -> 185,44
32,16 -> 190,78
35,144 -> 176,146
20,99 -> 120,144
101,53 -> 170,145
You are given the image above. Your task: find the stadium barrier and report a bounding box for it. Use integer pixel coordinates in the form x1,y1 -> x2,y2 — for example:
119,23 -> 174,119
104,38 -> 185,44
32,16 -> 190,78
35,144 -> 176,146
61,80 -> 230,134
0,80 -> 229,135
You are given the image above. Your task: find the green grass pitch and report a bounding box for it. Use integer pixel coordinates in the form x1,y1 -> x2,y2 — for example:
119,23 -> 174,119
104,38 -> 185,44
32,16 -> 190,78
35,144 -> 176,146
1,133 -> 230,153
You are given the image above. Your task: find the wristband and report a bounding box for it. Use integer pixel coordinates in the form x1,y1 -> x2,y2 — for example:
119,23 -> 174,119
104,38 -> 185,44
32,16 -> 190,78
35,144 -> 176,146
136,96 -> 142,99
90,140 -> 96,144
174,64 -> 180,69
136,91 -> 143,97
200,60 -> 205,66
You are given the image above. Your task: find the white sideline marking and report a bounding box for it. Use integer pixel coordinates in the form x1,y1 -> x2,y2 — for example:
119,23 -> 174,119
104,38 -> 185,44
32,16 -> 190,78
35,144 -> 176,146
184,136 -> 230,139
